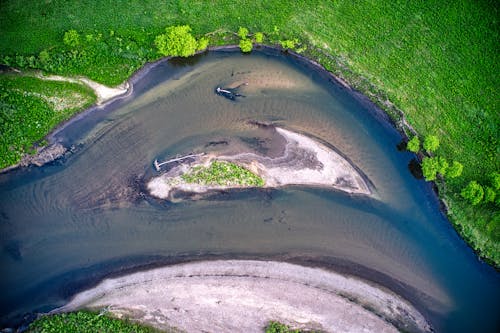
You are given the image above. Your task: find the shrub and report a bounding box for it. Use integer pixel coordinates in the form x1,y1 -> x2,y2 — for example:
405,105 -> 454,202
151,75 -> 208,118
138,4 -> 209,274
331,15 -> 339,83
491,172 -> 500,190
484,187 -> 496,203
197,37 -> 209,51
437,156 -> 449,176
63,29 -> 80,48
237,27 -> 249,39
255,32 -> 264,43
279,39 -> 298,50
423,135 -> 440,153
239,39 -> 253,53
155,25 -> 197,57
421,157 -> 439,181
266,321 -> 300,333
406,136 -> 420,153
38,50 -> 50,64
447,160 -> 463,178
461,181 -> 484,205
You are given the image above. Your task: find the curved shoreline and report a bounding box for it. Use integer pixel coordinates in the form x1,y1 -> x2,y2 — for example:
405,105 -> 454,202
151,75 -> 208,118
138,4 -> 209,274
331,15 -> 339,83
147,126 -> 373,200
56,260 -> 432,333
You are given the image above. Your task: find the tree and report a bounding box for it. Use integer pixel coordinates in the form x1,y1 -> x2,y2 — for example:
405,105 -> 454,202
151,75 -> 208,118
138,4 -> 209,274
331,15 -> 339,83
421,157 -> 439,181
255,32 -> 264,43
238,27 -> 249,39
491,172 -> 500,190
423,135 -> 439,153
436,157 -> 449,176
484,186 -> 496,203
63,30 -> 80,48
461,181 -> 484,205
239,39 -> 253,53
406,136 -> 420,153
155,25 -> 198,57
447,161 -> 463,178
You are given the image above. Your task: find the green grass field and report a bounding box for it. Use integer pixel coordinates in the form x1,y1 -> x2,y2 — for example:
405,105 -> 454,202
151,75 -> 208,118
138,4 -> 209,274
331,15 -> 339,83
0,0 -> 498,264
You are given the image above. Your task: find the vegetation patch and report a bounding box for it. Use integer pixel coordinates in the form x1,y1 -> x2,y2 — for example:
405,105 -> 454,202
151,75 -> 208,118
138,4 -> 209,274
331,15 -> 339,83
27,310 -> 162,333
0,74 -> 95,169
266,321 -> 321,333
181,160 -> 264,187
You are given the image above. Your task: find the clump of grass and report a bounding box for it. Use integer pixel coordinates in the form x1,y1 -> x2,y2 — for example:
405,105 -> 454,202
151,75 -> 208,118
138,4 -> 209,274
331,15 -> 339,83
27,310 -> 162,333
181,160 -> 264,187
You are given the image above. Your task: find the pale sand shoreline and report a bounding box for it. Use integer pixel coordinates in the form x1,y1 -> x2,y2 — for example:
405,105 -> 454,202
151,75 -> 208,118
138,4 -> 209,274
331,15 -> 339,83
56,260 -> 432,333
147,127 -> 372,200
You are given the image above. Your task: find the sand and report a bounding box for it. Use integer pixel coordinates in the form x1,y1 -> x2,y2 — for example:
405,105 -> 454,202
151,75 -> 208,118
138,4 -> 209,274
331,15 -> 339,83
57,260 -> 432,333
147,127 -> 372,200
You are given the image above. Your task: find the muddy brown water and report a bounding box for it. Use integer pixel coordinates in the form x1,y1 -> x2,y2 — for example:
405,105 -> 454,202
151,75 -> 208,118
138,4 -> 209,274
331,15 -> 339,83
0,48 -> 499,332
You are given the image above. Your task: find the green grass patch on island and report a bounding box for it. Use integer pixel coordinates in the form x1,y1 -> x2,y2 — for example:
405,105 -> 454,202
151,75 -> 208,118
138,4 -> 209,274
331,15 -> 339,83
181,160 -> 264,187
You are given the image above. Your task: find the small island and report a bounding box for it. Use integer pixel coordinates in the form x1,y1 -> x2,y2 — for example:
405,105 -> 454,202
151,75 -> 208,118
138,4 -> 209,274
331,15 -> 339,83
147,127 -> 372,200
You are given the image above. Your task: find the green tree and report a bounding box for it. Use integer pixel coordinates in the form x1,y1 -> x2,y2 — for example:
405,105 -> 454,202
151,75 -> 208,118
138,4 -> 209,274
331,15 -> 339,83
461,181 -> 484,205
197,37 -> 209,51
255,32 -> 264,43
38,50 -> 50,64
423,135 -> 440,153
155,25 -> 198,57
63,29 -> 80,48
490,172 -> 500,190
484,186 -> 496,203
239,39 -> 253,53
407,136 -> 420,153
437,156 -> 449,176
421,157 -> 439,181
238,27 -> 249,39
447,160 -> 463,178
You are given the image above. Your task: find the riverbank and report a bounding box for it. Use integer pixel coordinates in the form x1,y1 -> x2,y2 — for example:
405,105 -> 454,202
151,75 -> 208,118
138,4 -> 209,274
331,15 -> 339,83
56,260 -> 432,333
147,126 -> 372,200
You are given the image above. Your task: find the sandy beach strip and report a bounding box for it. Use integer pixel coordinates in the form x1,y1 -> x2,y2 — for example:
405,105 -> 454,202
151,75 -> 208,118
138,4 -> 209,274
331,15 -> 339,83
57,260 -> 432,333
147,127 -> 372,200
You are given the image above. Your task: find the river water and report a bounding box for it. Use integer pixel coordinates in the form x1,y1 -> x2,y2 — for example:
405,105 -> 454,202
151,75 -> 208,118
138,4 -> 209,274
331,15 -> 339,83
0,49 -> 498,332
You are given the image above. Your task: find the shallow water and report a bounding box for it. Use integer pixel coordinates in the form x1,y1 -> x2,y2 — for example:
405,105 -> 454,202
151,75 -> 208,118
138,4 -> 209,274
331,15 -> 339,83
0,49 -> 499,332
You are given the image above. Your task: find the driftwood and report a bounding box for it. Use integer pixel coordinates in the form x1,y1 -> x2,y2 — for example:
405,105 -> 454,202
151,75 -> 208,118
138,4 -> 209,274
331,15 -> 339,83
154,153 -> 205,171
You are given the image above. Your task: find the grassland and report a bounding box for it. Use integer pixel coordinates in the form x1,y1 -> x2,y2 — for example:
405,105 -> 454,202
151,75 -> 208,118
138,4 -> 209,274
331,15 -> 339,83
0,0 -> 498,264
181,160 -> 265,187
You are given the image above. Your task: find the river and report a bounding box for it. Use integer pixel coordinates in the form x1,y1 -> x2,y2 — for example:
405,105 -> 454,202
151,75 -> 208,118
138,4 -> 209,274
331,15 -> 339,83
0,48 -> 498,332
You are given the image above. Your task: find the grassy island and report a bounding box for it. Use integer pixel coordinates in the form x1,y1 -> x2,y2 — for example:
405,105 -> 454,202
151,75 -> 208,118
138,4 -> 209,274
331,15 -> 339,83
0,1 -> 498,265
181,160 -> 264,187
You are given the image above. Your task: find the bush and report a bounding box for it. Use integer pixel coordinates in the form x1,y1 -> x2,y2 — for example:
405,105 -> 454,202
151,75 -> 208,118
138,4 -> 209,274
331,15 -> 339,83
63,29 -> 80,48
423,135 -> 440,153
279,39 -> 298,50
461,181 -> 484,205
239,39 -> 253,53
447,160 -> 463,178
197,37 -> 209,51
38,50 -> 50,63
255,32 -> 264,43
406,136 -> 420,153
238,27 -> 249,39
266,321 -> 300,333
484,187 -> 496,203
155,25 -> 198,57
421,157 -> 439,181
491,172 -> 500,190
437,156 -> 449,176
